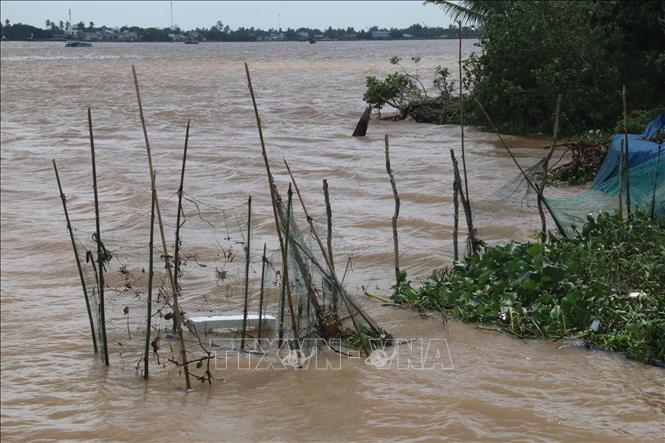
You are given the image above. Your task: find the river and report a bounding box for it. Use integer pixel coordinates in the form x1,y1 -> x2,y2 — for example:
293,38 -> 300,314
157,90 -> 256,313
1,40 -> 663,442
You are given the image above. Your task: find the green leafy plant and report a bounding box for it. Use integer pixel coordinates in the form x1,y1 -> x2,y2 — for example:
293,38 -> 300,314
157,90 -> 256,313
392,212 -> 665,365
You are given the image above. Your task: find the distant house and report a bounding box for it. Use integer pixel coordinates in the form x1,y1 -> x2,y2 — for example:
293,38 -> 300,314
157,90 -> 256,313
82,29 -> 138,42
297,31 -> 310,41
371,30 -> 391,39
64,22 -> 81,38
263,33 -> 286,41
402,33 -> 415,39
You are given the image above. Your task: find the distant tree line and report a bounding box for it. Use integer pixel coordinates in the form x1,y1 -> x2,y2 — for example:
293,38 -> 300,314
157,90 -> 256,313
0,19 -> 479,41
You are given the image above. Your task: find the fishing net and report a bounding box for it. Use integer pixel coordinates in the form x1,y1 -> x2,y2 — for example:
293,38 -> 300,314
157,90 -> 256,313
546,153 -> 664,237
472,145 -> 663,243
68,184 -> 389,383
271,188 -> 391,356
71,192 -> 261,382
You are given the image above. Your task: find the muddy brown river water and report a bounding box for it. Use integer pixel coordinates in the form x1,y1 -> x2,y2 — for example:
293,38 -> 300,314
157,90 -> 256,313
1,40 -> 664,442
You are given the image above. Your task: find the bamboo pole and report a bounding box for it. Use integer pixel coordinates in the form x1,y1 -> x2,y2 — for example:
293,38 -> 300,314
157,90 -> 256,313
241,196 -> 252,350
623,85 -> 631,215
144,181 -> 156,379
451,157 -> 460,261
473,97 -> 565,235
52,159 -> 98,354
450,149 -> 474,254
244,63 -> 314,340
173,120 -> 190,302
458,21 -> 470,205
278,187 -> 293,346
651,146 -> 662,218
257,243 -> 267,340
537,95 -> 562,237
322,179 -> 335,275
131,65 -> 191,390
88,108 -> 109,366
283,159 -> 377,355
245,65 -> 375,355
384,135 -> 401,287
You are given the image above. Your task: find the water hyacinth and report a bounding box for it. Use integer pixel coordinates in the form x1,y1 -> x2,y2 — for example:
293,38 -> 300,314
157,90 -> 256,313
392,212 -> 665,365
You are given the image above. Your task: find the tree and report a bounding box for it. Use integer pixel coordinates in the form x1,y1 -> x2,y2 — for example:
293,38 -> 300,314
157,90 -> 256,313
4,19 -> 9,27
59,20 -> 64,30
88,21 -> 94,30
45,19 -> 52,28
462,0 -> 665,134
424,0 -> 508,25
76,21 -> 85,31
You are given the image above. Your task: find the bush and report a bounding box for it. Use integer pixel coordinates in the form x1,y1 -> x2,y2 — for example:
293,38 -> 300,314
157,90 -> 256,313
469,1 -> 665,136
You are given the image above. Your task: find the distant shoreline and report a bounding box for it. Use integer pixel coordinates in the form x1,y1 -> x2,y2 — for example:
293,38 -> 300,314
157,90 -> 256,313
1,37 -> 479,43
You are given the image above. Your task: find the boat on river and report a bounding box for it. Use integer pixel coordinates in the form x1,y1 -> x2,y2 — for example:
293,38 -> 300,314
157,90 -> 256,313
65,41 -> 92,47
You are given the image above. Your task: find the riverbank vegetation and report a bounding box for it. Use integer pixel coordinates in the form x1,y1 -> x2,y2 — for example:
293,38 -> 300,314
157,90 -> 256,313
364,1 -> 664,137
391,213 -> 665,365
0,19 -> 478,42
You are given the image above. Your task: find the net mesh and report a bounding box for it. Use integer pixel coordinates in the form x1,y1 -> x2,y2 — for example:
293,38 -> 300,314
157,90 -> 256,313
546,153 -> 664,237
69,185 -> 388,384
472,146 -> 663,242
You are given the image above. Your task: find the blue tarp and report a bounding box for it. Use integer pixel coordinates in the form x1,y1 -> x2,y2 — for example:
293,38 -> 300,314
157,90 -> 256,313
591,114 -> 664,188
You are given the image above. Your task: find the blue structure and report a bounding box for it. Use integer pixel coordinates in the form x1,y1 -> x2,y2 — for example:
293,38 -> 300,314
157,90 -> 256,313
592,114 -> 665,188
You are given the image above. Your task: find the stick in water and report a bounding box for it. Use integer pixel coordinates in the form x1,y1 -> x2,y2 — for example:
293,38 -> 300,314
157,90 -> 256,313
257,243 -> 267,341
384,134 -> 401,287
131,65 -> 191,390
88,108 -> 109,366
322,179 -> 336,275
537,95 -> 562,237
241,196 -> 252,351
53,159 -> 98,354
144,180 -> 156,379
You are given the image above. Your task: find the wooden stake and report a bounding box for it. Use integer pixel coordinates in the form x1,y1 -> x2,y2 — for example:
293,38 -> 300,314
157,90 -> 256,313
257,243 -> 267,340
52,159 -> 97,354
173,120 -> 190,304
538,95 -> 562,237
278,187 -> 293,346
144,181 -> 156,379
622,85 -> 631,215
450,149 -> 474,254
241,196 -> 252,350
451,159 -> 460,261
244,63 -> 312,341
322,179 -> 335,275
384,135 -> 401,287
352,107 -> 371,137
284,159 -> 378,355
131,65 -> 191,390
88,108 -> 109,366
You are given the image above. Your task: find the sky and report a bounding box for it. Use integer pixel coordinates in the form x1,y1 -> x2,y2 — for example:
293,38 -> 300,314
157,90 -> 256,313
0,1 -> 455,30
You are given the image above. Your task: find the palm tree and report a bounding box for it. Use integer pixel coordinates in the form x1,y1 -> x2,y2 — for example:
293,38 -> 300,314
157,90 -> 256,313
88,21 -> 94,30
424,0 -> 509,25
45,19 -> 52,29
59,20 -> 64,30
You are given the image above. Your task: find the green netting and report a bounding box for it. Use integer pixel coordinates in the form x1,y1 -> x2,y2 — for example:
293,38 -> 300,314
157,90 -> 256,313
273,187 -> 391,356
546,153 -> 664,237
